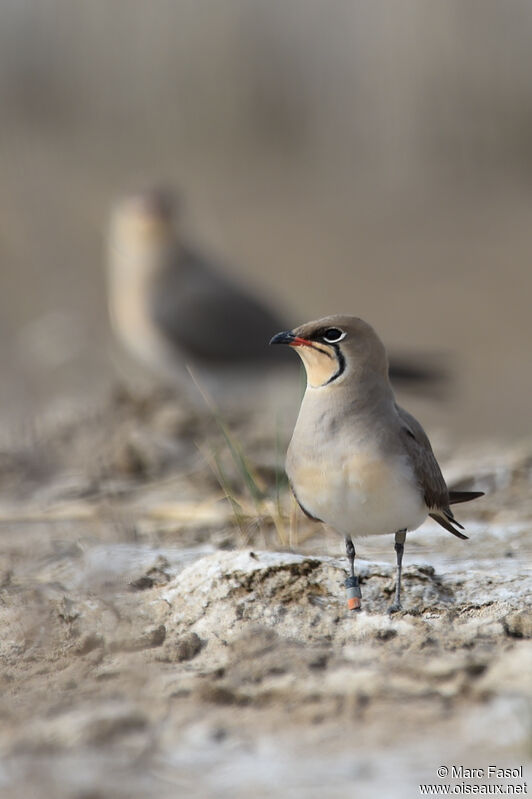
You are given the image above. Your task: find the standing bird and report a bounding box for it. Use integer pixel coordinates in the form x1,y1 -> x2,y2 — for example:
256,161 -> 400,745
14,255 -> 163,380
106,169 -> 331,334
270,315 -> 483,612
107,189 -> 445,405
107,189 -> 289,403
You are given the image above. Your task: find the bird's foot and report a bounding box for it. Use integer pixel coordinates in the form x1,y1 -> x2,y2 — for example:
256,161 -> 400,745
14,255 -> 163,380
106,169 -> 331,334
387,602 -> 402,614
345,575 -> 362,612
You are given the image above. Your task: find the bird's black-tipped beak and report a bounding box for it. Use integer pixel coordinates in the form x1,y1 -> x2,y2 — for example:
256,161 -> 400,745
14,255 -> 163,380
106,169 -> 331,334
269,330 -> 295,346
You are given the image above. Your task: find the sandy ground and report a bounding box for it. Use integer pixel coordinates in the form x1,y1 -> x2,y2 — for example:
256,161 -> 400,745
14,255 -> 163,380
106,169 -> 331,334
0,388 -> 530,798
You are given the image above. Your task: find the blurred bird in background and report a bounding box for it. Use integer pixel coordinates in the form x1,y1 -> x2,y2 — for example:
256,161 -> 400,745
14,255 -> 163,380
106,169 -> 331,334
107,187 -> 293,405
107,187 -> 446,406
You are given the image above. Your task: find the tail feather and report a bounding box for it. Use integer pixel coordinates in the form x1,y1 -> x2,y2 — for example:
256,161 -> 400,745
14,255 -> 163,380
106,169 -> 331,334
429,512 -> 469,540
448,490 -> 484,505
429,490 -> 483,539
442,508 -> 464,529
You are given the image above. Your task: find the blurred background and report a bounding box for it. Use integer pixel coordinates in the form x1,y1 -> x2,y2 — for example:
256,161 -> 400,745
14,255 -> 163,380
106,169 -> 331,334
1,0 -> 531,440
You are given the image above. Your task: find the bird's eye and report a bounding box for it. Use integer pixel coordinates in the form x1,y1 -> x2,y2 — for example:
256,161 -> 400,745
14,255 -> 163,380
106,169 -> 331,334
322,327 -> 345,343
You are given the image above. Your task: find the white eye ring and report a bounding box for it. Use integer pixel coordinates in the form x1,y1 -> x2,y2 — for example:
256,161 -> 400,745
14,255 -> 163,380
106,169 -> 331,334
323,328 -> 346,344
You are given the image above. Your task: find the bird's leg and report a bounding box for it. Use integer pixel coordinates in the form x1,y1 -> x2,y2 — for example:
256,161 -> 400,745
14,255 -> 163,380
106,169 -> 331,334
388,530 -> 407,613
345,536 -> 362,611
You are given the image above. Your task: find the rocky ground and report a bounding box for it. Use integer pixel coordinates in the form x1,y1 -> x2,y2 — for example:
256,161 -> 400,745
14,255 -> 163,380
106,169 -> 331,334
0,387 -> 530,798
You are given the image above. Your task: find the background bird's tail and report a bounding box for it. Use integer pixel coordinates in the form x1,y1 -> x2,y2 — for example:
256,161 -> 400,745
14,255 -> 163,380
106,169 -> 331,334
448,490 -> 485,505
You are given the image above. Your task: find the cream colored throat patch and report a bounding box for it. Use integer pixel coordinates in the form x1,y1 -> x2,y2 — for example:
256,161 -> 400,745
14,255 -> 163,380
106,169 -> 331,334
294,343 -> 338,388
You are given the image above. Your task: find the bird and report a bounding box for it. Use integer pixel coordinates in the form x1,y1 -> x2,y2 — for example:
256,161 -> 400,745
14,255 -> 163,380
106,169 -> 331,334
107,188 -> 291,404
270,315 -> 483,612
107,188 -> 446,406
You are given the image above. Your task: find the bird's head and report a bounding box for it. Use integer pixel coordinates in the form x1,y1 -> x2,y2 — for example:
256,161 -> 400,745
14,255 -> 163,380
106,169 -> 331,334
110,188 -> 179,252
270,315 -> 389,389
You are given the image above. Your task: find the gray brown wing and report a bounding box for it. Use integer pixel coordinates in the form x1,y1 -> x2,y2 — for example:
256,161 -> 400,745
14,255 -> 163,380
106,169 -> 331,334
151,246 -> 288,365
395,405 -> 467,539
396,405 -> 448,509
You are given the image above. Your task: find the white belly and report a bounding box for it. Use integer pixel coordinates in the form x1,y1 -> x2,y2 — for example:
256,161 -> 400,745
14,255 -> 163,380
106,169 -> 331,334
288,449 -> 427,538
